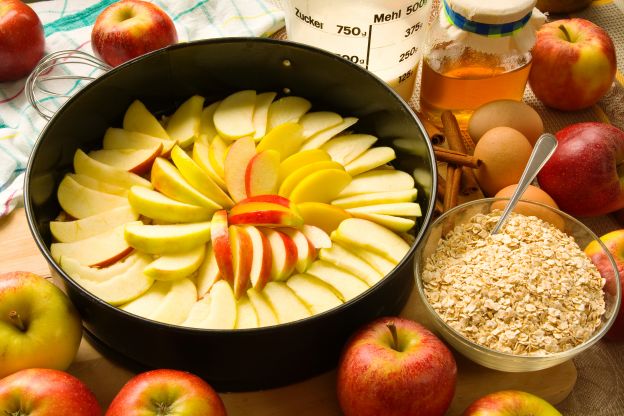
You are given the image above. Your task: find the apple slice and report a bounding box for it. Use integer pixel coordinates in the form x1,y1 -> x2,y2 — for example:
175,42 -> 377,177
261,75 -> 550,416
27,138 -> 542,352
321,133 -> 377,165
199,100 -> 220,140
71,255 -> 153,306
332,218 -> 410,263
301,224 -> 332,249
68,173 -> 128,197
319,242 -> 383,286
278,149 -> 331,183
289,169 -> 352,203
236,194 -> 295,209
57,175 -> 130,220
337,169 -> 415,198
170,145 -> 234,208
243,225 -> 272,291
74,149 -> 152,189
213,90 -> 256,139
128,186 -> 213,223
125,221 -> 212,255
256,122 -> 305,160
88,145 -> 162,175
235,295 -> 259,329
299,111 -> 343,139
183,280 -> 237,329
208,135 -> 229,179
300,117 -> 358,151
296,202 -> 351,234
281,228 -> 316,273
228,203 -> 303,228
224,136 -> 256,202
196,243 -> 221,298
60,252 -> 142,283
50,206 -> 139,243
192,139 -> 228,190
151,157 -> 222,210
278,160 -> 344,197
305,260 -> 369,302
252,91 -> 277,140
346,202 -> 422,217
349,244 -> 397,275
245,149 -> 280,197
331,189 -> 418,208
267,96 -> 311,131
165,95 -> 205,148
262,228 -> 298,281
344,147 -> 396,176
261,282 -> 311,324
229,225 -> 253,299
103,127 -> 175,156
144,244 -> 206,281
123,100 -> 170,140
247,288 -> 278,327
121,278 -> 197,325
211,210 -> 233,284
348,212 -> 416,233
286,274 -> 343,314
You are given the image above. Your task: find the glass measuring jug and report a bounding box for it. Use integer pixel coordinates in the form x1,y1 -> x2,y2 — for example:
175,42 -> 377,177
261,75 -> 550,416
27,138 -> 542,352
281,0 -> 434,102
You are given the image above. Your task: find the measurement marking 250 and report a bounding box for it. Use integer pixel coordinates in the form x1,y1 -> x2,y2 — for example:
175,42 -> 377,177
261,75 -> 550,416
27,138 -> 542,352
399,46 -> 418,62
336,25 -> 367,36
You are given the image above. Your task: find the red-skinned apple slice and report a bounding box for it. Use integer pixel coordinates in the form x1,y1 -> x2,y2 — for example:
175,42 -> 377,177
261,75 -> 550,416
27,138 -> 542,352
229,225 -> 253,299
301,224 -> 332,249
224,136 -> 256,202
243,225 -> 272,291
228,205 -> 304,228
196,244 -> 221,298
211,210 -> 233,284
88,145 -> 162,175
282,228 -> 316,273
245,149 -> 280,197
236,194 -> 294,209
262,228 -> 298,281
73,149 -> 152,189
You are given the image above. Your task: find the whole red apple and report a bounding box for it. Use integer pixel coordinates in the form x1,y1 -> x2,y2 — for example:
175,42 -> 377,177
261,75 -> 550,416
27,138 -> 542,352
105,369 -> 226,416
0,368 -> 101,415
537,122 -> 624,217
462,390 -> 561,416
91,0 -> 177,67
585,230 -> 624,341
337,317 -> 457,416
528,18 -> 616,111
0,0 -> 45,81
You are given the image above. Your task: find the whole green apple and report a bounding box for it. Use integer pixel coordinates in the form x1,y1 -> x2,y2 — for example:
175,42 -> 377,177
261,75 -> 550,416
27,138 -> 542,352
0,271 -> 83,378
462,390 -> 561,415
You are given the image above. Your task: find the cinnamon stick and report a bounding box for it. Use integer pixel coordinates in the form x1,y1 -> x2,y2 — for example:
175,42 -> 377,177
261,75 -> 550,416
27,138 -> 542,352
437,173 -> 446,198
443,164 -> 460,212
420,117 -> 445,145
462,133 -> 477,154
433,146 -> 482,169
441,111 -> 482,196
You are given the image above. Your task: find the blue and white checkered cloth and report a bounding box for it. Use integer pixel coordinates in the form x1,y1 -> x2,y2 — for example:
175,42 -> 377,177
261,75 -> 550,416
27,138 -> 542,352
0,0 -> 284,216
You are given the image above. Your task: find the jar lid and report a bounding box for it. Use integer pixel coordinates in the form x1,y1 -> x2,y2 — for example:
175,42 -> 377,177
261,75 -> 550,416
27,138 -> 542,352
446,0 -> 537,25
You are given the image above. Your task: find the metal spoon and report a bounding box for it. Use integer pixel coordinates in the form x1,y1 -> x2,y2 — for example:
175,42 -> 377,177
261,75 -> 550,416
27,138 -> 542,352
490,133 -> 558,235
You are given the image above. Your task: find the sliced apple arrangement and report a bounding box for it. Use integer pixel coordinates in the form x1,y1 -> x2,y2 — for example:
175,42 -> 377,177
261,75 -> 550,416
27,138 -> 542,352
50,91 -> 422,329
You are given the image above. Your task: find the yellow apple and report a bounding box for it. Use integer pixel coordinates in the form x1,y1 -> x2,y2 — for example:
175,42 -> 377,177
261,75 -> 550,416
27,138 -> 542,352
344,147 -> 396,176
299,111 -> 343,139
296,202 -> 351,234
331,189 -> 418,209
278,149 -> 331,183
124,221 -> 212,255
279,160 -> 344,197
128,186 -> 213,223
289,169 -> 352,203
348,244 -> 397,275
165,95 -> 204,148
256,122 -> 305,160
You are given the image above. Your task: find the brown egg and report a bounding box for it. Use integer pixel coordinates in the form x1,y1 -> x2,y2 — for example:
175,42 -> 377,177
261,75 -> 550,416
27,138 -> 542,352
468,100 -> 544,145
492,184 -> 565,230
473,127 -> 533,196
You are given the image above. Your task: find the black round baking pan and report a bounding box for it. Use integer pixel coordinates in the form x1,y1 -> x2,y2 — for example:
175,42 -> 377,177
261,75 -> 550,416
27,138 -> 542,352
25,37 -> 437,391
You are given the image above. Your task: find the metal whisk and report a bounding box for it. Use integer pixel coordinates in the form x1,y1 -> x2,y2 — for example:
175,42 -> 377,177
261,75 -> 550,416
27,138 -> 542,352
26,50 -> 111,121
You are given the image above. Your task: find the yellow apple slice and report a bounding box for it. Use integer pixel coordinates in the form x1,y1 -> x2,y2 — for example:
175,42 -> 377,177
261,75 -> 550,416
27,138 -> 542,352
289,169 -> 352,204
351,244 -> 397,275
151,157 -> 222,210
128,186 -> 213,223
331,189 -> 417,208
256,122 -> 304,160
278,160 -> 344,197
74,149 -> 152,189
296,202 -> 351,234
183,280 -> 237,329
247,288 -> 278,327
144,244 -> 206,281
267,96 -> 311,131
230,225 -> 253,299
281,228 -> 316,273
124,221 -> 212,255
192,139 -> 227,190
199,101 -> 220,140
88,145 -> 162,175
286,274 -> 343,314
57,175 -> 130,220
321,133 -> 377,165
346,202 -> 422,217
121,278 -> 197,325
245,149 -> 280,197
300,117 -> 358,151
123,100 -> 170,140
213,90 -> 256,139
344,147 -> 396,176
278,149 -> 331,183
50,206 -> 139,243
348,212 -> 416,234
103,127 -> 175,156
301,224 -> 332,249
182,296 -> 212,327
332,218 -> 410,263
68,173 -> 128,197
60,252 -> 143,283
253,91 -> 277,140
305,260 -> 369,302
299,111 -> 343,139
261,282 -> 311,324
243,225 -> 271,291
224,136 -> 256,202
166,95 -> 205,148
208,135 -> 229,179
170,145 -> 233,208
235,295 -> 259,329
196,243 -> 221,298
319,242 -> 383,286
337,169 -> 415,198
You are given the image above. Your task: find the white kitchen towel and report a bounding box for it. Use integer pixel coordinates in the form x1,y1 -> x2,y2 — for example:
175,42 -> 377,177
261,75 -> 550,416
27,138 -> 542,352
0,0 -> 284,216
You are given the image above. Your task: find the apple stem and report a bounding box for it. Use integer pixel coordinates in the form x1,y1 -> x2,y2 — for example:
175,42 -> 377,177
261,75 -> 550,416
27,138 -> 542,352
559,24 -> 572,42
387,322 -> 399,351
8,310 -> 26,332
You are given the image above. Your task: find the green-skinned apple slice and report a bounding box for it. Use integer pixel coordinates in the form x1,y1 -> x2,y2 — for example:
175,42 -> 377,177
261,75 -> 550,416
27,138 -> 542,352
57,176 -> 130,220
321,133 -> 377,165
74,149 -> 152,189
337,169 -> 414,198
235,295 -> 259,329
123,100 -> 170,140
286,274 -> 343,314
144,244 -> 206,281
346,202 -> 421,217
128,186 -> 213,223
252,92 -> 276,140
125,221 -> 212,255
344,147 -> 396,176
319,242 -> 383,286
261,282 -> 311,324
213,90 -> 256,139
299,111 -> 343,139
332,218 -> 410,264
103,127 -> 175,156
247,287 -> 278,327
305,260 -> 369,302
67,173 -> 128,197
121,278 -> 197,325
348,212 -> 416,233
267,96 -> 311,131
50,205 -> 139,243
331,189 -> 417,208
256,122 -> 304,160
166,95 -> 204,148
300,117 -> 358,151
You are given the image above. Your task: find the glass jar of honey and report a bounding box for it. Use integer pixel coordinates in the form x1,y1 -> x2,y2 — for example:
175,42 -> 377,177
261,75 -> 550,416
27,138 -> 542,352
419,0 -> 545,128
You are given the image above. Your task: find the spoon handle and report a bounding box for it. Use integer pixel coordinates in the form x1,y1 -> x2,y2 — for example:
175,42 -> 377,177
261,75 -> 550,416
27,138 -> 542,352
490,133 -> 558,235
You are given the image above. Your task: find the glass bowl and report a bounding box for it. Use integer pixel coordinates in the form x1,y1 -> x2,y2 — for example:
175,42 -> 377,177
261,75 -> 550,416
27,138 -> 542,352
414,198 -> 621,372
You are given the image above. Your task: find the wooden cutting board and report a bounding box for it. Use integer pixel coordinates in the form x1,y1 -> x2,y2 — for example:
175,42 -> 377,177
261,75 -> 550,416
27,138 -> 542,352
0,208 -> 576,415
